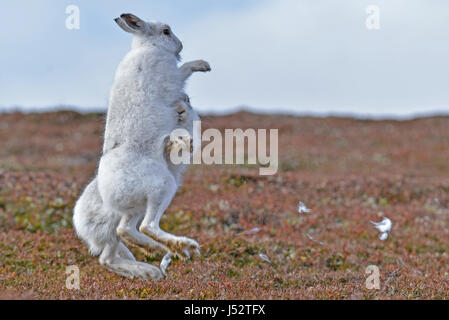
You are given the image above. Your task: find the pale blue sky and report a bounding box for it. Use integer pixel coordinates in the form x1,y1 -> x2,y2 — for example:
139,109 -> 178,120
1,0 -> 448,117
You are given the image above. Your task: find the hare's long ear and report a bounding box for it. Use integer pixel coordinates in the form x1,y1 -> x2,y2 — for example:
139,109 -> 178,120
115,13 -> 146,34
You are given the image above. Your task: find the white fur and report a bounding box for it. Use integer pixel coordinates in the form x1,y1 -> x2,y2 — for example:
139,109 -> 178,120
73,14 -> 208,280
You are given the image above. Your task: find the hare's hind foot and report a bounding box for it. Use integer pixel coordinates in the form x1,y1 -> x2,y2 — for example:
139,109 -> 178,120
99,243 -> 164,280
103,259 -> 164,280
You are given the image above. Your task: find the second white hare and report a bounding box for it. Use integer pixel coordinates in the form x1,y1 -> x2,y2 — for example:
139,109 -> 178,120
73,14 -> 208,280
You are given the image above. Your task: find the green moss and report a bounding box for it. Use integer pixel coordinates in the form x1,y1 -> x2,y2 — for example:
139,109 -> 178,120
225,267 -> 241,279
325,253 -> 347,271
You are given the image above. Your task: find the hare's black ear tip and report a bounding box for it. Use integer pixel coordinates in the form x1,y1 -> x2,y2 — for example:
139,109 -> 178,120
114,17 -> 120,23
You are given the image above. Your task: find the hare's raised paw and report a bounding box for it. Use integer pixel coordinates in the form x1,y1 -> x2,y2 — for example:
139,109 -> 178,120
180,60 -> 211,80
190,60 -> 211,72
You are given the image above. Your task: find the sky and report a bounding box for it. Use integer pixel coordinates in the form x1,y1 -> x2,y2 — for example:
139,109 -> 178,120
0,0 -> 448,118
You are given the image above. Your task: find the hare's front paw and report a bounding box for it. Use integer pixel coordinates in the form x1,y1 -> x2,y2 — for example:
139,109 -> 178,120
176,103 -> 187,122
165,138 -> 186,154
167,236 -> 200,260
165,136 -> 192,155
141,227 -> 201,261
190,60 -> 211,72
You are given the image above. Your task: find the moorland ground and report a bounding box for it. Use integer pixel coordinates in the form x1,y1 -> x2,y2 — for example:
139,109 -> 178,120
1,111 -> 449,299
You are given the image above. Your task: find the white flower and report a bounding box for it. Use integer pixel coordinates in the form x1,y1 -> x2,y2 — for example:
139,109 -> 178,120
298,201 -> 312,213
371,217 -> 392,240
160,253 -> 172,275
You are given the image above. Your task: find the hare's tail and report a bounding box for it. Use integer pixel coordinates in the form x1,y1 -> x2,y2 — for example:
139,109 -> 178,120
73,177 -> 119,256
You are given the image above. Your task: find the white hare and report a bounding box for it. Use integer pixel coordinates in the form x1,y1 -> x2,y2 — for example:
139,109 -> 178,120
73,14 -> 208,280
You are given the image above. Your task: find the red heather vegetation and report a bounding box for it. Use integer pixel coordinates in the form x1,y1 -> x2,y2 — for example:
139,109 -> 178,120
1,111 -> 449,299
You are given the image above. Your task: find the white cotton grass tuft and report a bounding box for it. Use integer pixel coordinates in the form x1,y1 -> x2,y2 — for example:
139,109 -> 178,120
258,253 -> 271,264
305,233 -> 325,246
241,227 -> 261,235
298,201 -> 312,213
378,232 -> 389,240
160,253 -> 173,275
371,217 -> 392,241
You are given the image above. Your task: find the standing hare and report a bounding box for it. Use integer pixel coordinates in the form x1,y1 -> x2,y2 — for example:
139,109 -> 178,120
73,14 -> 209,280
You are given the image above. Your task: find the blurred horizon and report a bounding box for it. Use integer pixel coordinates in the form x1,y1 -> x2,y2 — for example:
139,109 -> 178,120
3,104 -> 449,121
0,0 -> 448,118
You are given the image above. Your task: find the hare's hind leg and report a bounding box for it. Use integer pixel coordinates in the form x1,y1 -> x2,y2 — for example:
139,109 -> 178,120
116,214 -> 168,256
99,239 -> 163,280
139,175 -> 200,260
117,241 -> 136,261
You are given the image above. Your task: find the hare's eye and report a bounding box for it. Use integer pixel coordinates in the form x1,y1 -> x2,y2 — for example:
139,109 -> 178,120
163,28 -> 170,36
